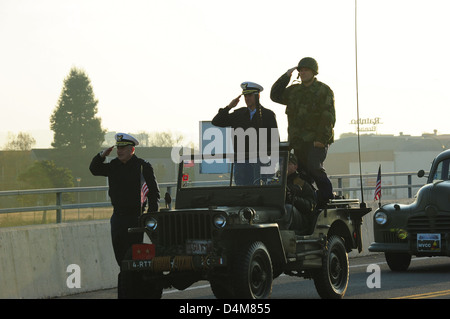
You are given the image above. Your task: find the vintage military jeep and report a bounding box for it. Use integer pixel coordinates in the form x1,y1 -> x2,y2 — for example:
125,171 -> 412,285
369,149 -> 450,271
119,143 -> 371,299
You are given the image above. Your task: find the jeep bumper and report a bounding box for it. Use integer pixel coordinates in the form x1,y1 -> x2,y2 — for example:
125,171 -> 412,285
121,255 -> 227,272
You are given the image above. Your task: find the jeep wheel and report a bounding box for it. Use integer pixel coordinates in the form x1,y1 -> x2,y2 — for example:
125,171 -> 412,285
313,235 -> 349,299
210,276 -> 235,299
233,241 -> 273,299
385,252 -> 411,271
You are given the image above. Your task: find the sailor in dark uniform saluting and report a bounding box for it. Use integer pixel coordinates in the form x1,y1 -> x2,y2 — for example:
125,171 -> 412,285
89,133 -> 160,266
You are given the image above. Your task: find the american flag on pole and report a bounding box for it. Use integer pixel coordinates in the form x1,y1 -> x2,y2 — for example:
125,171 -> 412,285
374,165 -> 381,201
141,180 -> 149,206
140,165 -> 149,209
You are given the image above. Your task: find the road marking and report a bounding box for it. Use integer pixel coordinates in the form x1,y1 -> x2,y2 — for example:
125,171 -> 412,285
349,260 -> 387,269
349,256 -> 432,269
163,284 -> 211,295
391,289 -> 450,299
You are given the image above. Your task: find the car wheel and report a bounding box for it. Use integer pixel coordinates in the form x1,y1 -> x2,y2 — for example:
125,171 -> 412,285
313,235 -> 349,299
385,252 -> 411,271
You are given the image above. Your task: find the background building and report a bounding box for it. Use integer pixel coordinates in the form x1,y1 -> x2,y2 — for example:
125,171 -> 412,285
325,132 -> 450,200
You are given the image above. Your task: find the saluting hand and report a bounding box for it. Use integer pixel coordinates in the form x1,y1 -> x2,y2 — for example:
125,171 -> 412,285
286,67 -> 297,76
101,146 -> 114,158
226,95 -> 241,110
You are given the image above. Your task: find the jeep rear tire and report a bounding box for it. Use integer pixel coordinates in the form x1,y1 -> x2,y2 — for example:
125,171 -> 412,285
233,241 -> 273,299
313,235 -> 349,299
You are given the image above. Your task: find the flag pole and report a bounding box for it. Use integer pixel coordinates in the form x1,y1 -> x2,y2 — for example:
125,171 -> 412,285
354,0 -> 366,208
378,164 -> 381,208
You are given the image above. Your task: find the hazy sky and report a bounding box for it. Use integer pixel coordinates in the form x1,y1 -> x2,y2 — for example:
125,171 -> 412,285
1,0 -> 449,148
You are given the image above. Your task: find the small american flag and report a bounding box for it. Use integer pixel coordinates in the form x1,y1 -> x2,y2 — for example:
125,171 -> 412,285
374,165 -> 381,201
141,181 -> 149,206
140,165 -> 149,208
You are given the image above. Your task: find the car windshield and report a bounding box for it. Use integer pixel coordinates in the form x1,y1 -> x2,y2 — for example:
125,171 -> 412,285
179,153 -> 286,188
433,158 -> 450,182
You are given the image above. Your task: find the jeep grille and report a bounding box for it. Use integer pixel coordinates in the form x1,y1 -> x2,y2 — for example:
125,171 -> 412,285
158,211 -> 213,246
407,214 -> 450,233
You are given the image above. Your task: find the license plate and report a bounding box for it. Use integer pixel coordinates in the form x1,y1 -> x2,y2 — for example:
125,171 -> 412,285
132,244 -> 155,260
129,260 -> 153,269
417,233 -> 441,252
186,240 -> 213,255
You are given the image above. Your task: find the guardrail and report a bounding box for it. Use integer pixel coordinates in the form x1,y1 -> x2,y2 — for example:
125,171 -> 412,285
0,183 -> 176,223
0,171 -> 427,224
330,171 -> 427,198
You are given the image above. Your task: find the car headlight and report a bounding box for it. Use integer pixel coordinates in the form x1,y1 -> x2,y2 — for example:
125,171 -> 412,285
374,211 -> 388,225
144,217 -> 158,230
213,214 -> 227,228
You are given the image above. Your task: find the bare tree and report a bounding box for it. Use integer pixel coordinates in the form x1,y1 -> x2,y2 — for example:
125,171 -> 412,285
3,132 -> 36,151
147,131 -> 184,147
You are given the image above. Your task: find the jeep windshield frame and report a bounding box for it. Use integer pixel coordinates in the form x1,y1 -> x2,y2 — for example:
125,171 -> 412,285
175,149 -> 289,210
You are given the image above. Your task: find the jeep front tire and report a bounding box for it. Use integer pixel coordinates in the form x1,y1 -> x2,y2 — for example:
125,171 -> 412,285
232,241 -> 273,299
313,235 -> 349,299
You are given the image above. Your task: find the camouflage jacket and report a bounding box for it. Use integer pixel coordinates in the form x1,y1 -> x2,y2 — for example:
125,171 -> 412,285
270,73 -> 335,148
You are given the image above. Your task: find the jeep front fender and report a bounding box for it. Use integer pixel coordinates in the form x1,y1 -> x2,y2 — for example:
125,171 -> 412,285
219,223 -> 287,265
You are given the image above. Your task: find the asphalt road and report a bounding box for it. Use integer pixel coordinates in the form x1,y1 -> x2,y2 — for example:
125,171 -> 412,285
59,253 -> 450,300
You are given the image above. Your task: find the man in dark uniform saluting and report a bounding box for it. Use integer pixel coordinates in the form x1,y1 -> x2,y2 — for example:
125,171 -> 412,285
212,81 -> 279,185
89,133 -> 160,266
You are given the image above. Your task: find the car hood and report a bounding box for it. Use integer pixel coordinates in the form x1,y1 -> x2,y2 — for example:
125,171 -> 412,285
414,180 -> 450,211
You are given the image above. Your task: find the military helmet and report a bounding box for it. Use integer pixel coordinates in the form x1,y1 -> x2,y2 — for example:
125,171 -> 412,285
297,57 -> 318,75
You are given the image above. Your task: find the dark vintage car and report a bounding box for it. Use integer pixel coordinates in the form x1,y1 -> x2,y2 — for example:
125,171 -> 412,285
118,143 -> 371,299
369,149 -> 450,271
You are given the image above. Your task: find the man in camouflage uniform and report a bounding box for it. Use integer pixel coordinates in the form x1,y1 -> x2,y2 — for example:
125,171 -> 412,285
285,153 -> 316,232
270,57 -> 335,207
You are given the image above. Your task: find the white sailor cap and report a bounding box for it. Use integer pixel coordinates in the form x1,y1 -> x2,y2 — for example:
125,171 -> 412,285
241,81 -> 264,95
115,133 -> 139,146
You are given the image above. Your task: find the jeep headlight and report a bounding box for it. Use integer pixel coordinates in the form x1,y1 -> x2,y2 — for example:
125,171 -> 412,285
213,214 -> 227,228
374,211 -> 388,225
144,216 -> 158,230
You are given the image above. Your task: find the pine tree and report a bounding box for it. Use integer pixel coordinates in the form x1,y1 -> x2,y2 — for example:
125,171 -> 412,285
50,67 -> 105,150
